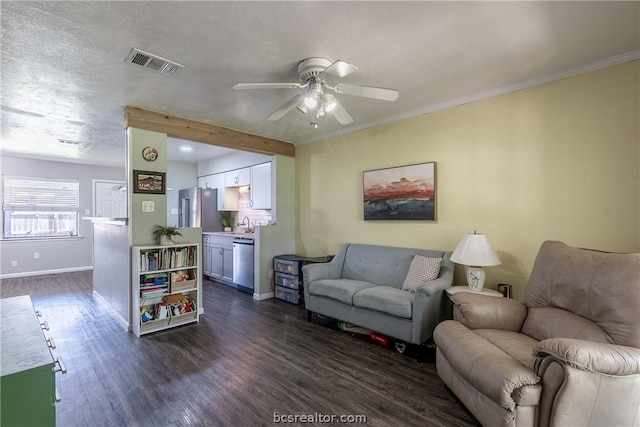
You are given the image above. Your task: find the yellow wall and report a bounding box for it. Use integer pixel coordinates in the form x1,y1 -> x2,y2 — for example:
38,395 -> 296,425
295,61 -> 640,300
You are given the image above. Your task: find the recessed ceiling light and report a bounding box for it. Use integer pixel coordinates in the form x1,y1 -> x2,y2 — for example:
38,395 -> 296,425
180,146 -> 193,152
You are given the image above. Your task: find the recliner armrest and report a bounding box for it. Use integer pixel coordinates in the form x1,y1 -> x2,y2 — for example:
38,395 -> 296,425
449,293 -> 527,331
534,338 -> 640,376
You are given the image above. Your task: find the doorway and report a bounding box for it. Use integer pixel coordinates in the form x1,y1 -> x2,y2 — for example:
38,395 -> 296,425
93,180 -> 127,218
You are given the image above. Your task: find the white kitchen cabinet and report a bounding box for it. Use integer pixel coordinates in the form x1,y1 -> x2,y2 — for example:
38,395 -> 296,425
198,174 -> 216,189
250,162 -> 272,209
215,174 -> 225,211
199,174 -> 238,211
224,168 -> 250,187
216,174 -> 239,211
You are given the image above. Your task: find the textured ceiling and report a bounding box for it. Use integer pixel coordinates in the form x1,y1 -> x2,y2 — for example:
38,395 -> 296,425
1,1 -> 639,167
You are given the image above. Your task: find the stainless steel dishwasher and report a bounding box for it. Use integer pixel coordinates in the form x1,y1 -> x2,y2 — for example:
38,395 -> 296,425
232,237 -> 254,294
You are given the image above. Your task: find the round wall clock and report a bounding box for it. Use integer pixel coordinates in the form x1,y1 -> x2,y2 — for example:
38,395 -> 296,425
142,146 -> 158,161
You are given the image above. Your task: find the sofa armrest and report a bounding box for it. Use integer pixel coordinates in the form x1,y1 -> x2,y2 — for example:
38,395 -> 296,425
415,276 -> 452,296
449,293 -> 527,332
302,262 -> 342,285
409,257 -> 454,344
534,338 -> 640,376
302,245 -> 348,288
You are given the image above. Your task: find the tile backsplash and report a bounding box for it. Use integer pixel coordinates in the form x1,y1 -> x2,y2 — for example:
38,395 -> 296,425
230,186 -> 271,230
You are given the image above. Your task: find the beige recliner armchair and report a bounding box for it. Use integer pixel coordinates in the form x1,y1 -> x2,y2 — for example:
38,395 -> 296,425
433,240 -> 640,427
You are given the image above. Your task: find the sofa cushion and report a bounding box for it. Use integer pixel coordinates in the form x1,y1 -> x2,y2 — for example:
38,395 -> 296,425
474,329 -> 539,368
308,279 -> 376,305
352,286 -> 414,319
341,243 -> 447,288
401,255 -> 443,292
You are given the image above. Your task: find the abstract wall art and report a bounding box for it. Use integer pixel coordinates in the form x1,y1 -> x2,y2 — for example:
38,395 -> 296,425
363,162 -> 436,221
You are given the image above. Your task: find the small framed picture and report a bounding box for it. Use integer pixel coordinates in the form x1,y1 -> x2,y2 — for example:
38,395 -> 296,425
133,170 -> 166,194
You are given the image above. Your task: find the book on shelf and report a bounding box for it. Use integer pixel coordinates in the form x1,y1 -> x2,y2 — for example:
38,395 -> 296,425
141,272 -> 168,284
140,284 -> 167,292
140,289 -> 168,297
188,246 -> 195,267
140,250 -> 160,271
139,245 -> 197,272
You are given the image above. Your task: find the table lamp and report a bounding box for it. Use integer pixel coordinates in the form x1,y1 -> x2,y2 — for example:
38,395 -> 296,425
450,231 -> 501,291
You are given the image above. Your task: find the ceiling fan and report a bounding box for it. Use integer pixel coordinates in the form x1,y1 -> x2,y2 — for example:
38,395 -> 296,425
232,57 -> 399,128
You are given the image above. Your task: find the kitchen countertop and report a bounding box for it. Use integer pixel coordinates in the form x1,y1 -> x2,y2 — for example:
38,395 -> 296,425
83,217 -> 128,225
204,231 -> 255,238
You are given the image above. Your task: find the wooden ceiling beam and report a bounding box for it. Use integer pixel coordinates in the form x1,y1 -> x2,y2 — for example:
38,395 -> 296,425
124,106 -> 295,158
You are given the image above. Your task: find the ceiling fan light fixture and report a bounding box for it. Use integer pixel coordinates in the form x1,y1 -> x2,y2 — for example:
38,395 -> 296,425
304,93 -> 318,108
323,94 -> 337,112
233,57 -> 398,127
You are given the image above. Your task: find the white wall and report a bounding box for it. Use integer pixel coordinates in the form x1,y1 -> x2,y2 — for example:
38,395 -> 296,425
0,156 -> 124,277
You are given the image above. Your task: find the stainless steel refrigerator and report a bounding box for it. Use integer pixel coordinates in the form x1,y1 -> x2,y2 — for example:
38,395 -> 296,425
178,188 -> 222,232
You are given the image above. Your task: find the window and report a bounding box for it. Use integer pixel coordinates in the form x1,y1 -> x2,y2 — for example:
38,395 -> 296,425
2,176 -> 80,239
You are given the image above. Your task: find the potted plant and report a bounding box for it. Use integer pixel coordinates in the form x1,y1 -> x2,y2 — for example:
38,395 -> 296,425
152,225 -> 182,246
220,211 -> 233,232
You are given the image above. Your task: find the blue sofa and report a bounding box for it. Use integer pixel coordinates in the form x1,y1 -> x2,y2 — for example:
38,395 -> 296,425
303,243 -> 454,345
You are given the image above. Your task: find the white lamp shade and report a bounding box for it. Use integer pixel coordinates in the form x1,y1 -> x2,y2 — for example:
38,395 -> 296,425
450,232 -> 501,267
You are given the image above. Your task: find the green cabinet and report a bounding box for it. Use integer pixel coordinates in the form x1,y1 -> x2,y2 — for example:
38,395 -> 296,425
1,296 -> 57,426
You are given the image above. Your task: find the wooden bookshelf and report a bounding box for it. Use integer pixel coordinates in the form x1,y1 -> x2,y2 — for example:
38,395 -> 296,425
131,243 -> 201,337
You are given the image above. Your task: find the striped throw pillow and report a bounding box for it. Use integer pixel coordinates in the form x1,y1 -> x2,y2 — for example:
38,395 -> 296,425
401,255 -> 443,292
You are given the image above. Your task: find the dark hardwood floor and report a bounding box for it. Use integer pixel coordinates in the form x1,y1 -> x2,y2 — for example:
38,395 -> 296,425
1,271 -> 477,427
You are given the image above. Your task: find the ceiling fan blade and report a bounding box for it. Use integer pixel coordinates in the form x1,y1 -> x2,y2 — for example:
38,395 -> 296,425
331,103 -> 354,125
318,60 -> 358,80
334,83 -> 399,101
267,95 -> 302,121
232,82 -> 302,90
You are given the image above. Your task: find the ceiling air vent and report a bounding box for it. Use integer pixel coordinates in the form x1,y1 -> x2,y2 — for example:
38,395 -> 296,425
125,48 -> 184,76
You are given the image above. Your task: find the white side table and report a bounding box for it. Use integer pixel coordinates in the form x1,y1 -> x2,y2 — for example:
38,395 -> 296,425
446,286 -> 503,297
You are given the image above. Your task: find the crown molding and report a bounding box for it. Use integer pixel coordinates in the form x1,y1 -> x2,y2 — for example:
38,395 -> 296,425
300,50 -> 640,146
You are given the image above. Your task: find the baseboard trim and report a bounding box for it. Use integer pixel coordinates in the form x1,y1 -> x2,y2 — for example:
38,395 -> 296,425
1,266 -> 92,280
93,290 -> 130,332
254,291 -> 274,301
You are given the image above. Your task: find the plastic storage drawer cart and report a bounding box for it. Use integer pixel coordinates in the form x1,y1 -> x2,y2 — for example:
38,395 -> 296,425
273,254 -> 330,305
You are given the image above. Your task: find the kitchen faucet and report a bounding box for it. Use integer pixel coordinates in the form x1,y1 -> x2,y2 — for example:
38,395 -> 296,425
238,216 -> 252,232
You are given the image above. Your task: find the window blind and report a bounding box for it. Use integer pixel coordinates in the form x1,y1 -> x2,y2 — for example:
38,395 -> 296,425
2,176 -> 79,211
